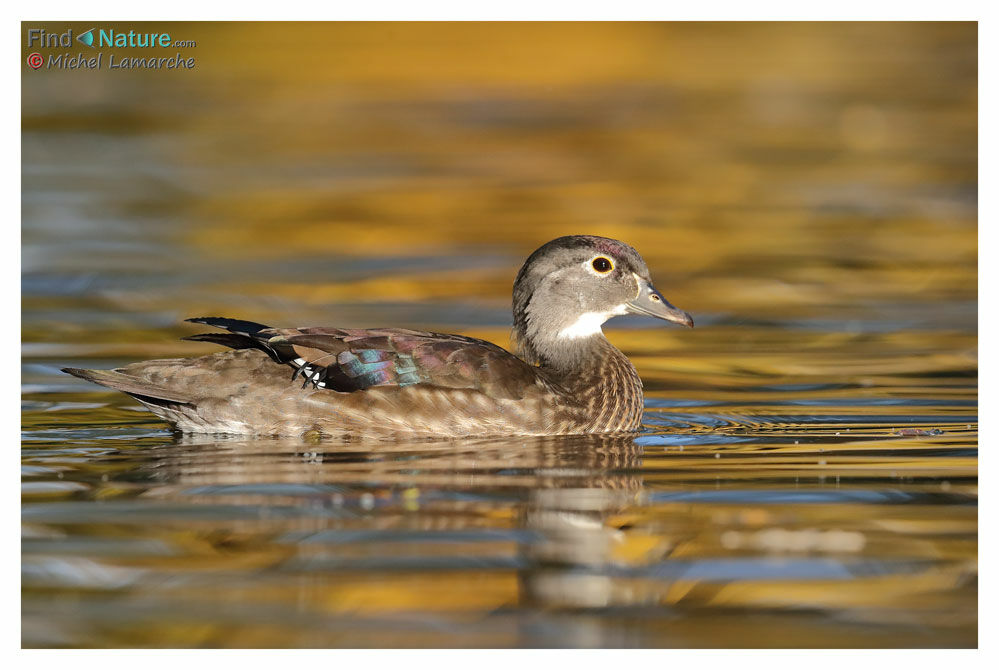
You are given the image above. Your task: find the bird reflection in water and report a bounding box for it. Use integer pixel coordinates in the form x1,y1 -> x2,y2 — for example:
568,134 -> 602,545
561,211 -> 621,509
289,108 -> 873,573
136,433 -> 648,623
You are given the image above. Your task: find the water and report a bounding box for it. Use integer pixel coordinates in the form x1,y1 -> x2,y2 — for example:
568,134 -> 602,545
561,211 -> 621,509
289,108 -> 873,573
21,22 -> 977,647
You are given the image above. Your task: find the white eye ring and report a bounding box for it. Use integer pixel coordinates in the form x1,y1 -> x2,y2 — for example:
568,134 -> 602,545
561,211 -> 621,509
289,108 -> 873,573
586,256 -> 614,276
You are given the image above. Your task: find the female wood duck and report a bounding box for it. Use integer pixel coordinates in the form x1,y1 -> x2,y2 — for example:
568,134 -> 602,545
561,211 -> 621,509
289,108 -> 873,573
63,235 -> 693,438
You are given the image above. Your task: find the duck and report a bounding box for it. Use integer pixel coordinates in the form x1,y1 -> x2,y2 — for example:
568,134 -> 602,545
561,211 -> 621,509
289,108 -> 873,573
63,235 -> 693,438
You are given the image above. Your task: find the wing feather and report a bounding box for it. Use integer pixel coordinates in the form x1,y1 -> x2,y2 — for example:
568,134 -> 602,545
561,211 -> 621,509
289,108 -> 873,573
189,318 -> 541,400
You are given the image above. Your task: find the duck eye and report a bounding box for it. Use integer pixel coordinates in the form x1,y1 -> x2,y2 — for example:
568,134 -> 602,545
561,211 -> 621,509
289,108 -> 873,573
591,257 -> 613,274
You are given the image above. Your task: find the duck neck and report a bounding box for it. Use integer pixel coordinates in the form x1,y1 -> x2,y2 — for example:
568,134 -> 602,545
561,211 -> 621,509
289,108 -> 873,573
512,300 -> 644,423
514,327 -> 645,432
514,324 -> 641,391
517,328 -> 606,374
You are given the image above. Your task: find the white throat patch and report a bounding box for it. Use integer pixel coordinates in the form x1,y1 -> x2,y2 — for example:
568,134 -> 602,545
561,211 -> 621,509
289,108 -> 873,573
557,304 -> 628,339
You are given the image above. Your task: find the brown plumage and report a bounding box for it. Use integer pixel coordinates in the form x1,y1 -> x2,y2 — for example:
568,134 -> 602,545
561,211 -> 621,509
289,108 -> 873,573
63,235 -> 692,438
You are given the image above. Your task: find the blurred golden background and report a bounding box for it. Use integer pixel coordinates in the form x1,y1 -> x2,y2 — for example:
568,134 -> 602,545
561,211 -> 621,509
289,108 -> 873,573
23,22 -> 976,339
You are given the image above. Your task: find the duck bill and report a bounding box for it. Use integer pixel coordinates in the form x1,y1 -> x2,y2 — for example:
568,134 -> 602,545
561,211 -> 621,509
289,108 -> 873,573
626,281 -> 694,328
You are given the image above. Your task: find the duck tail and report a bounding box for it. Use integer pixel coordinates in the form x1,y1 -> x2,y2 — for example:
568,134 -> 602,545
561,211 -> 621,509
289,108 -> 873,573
184,317 -> 271,337
61,367 -> 192,404
182,316 -> 287,362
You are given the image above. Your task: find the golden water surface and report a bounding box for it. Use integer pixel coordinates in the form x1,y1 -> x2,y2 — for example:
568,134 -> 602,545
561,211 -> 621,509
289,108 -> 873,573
22,22 -> 976,648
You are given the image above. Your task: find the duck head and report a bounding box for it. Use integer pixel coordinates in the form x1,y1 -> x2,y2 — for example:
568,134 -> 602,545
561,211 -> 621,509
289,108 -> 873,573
512,235 -> 692,369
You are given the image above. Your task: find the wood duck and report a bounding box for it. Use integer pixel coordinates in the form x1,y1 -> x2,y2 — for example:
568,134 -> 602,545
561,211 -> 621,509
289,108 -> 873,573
63,235 -> 693,438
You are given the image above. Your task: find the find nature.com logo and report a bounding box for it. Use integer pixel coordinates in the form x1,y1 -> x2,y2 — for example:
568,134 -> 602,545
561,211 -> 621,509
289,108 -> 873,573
26,26 -> 197,71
